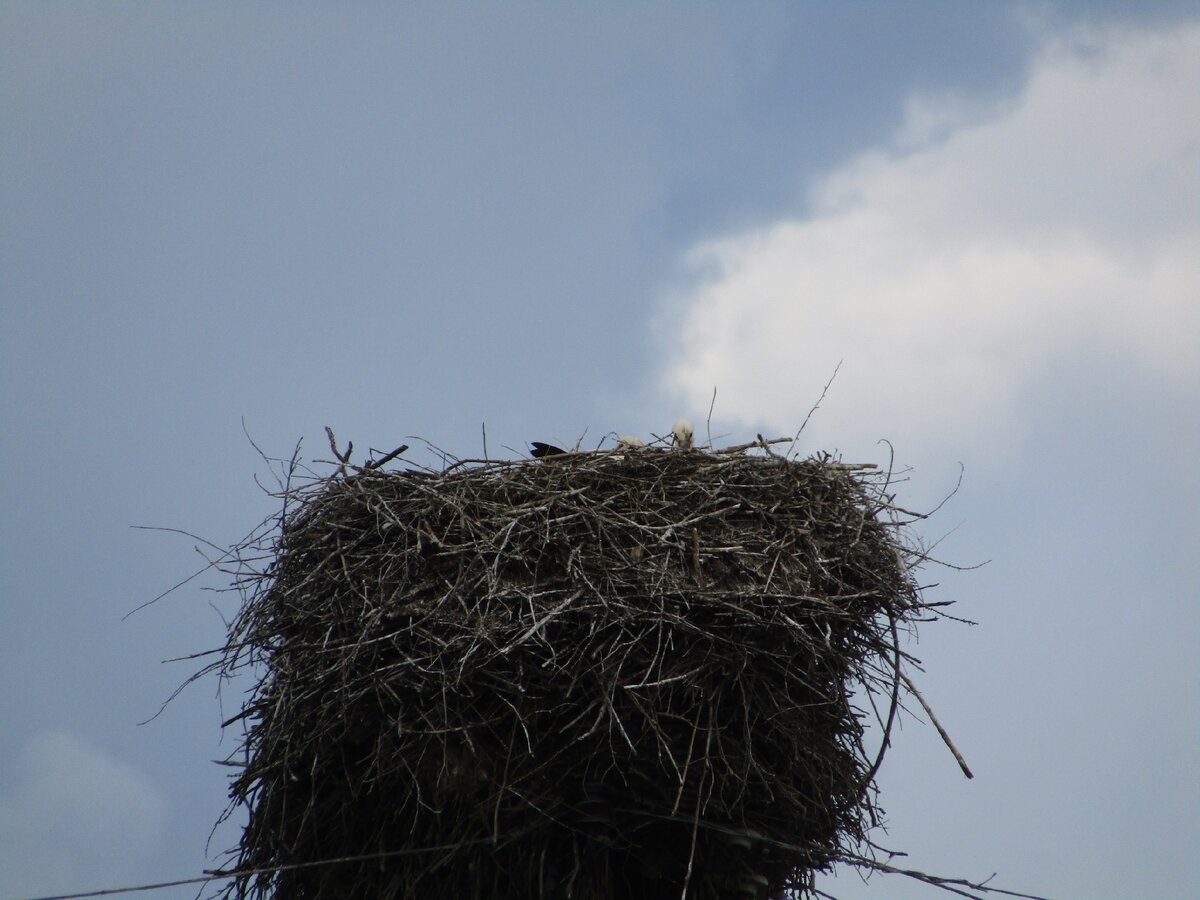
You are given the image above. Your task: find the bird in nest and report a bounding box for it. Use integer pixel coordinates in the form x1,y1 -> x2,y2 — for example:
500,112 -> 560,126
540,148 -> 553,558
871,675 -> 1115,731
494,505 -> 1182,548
672,418 -> 695,450
530,441 -> 566,459
532,420 -> 693,459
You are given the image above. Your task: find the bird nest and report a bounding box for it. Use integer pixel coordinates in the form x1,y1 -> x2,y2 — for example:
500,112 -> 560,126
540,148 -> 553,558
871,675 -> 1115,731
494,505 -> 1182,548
213,436 -> 946,900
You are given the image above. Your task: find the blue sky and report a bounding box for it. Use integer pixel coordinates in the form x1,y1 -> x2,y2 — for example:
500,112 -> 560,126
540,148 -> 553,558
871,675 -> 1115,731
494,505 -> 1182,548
1,3 -> 1197,899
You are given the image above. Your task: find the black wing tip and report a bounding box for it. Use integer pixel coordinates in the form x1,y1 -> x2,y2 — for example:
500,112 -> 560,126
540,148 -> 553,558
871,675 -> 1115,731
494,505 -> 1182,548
530,442 -> 567,458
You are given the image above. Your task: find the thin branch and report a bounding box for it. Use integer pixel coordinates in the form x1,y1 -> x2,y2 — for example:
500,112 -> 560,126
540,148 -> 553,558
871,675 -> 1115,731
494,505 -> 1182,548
900,670 -> 974,779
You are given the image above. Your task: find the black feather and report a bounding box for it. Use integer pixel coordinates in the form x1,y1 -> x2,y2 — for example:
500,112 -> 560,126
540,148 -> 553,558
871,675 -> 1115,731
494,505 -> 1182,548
530,442 -> 566,458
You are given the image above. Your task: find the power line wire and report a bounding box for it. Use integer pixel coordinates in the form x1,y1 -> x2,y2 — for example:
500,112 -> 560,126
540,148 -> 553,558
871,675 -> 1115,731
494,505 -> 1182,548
22,839 -> 499,900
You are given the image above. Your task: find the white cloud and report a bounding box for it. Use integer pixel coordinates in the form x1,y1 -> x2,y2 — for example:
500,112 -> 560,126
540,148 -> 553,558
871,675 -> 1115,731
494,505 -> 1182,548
660,23 -> 1200,469
0,731 -> 167,898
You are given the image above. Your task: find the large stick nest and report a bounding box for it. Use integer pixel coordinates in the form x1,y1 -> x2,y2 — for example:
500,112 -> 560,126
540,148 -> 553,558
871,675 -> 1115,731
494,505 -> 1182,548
216,439 -> 937,900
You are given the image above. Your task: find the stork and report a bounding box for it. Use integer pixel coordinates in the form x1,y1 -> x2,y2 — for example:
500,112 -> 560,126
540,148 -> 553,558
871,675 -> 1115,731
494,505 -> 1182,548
672,419 -> 695,451
530,442 -> 566,458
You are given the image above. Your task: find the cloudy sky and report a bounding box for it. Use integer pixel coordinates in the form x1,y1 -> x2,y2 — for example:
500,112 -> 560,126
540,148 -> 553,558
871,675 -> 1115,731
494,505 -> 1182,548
2,3 -> 1197,899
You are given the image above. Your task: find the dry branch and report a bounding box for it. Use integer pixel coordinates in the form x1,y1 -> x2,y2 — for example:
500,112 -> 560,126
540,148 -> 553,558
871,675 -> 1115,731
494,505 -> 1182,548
212,438 -> 969,900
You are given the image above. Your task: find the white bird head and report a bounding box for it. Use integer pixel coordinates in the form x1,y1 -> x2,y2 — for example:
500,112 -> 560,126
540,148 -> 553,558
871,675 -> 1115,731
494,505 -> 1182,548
672,419 -> 695,451
616,435 -> 647,451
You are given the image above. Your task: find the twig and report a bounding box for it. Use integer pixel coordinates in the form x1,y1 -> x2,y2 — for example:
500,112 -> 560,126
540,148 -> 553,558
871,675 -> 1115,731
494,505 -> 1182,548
705,386 -> 717,450
900,670 -> 974,779
789,360 -> 842,457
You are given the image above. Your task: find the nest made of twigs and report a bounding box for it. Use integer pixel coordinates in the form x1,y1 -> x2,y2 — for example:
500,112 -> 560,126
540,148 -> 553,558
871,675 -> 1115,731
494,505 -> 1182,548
216,438 -> 933,900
